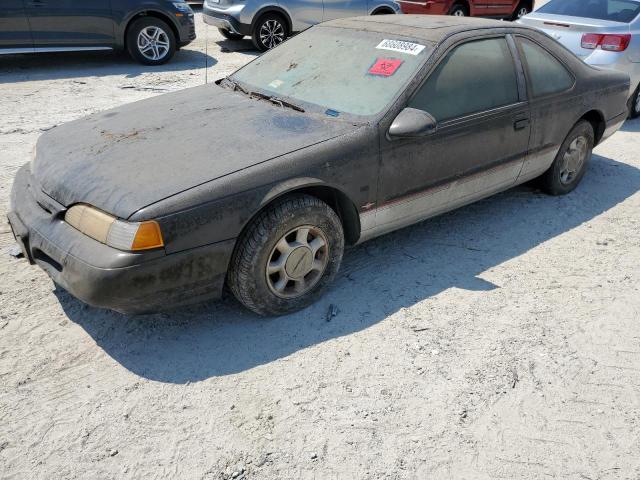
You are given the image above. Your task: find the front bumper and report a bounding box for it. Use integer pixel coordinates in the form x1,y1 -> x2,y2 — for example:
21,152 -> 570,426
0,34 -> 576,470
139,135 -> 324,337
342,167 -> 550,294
203,4 -> 252,36
176,11 -> 197,45
8,165 -> 235,314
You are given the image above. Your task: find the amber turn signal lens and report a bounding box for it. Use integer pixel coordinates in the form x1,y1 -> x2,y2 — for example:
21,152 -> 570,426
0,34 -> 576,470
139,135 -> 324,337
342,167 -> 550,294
131,221 -> 164,251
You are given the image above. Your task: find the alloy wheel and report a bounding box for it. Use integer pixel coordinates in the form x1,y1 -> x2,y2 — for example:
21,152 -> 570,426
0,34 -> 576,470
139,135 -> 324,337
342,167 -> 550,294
137,26 -> 170,61
559,136 -> 588,185
452,9 -> 466,16
259,20 -> 286,49
517,7 -> 529,18
266,225 -> 329,298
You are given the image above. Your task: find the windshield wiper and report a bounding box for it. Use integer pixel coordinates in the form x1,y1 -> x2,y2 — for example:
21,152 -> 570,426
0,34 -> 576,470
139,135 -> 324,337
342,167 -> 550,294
222,77 -> 249,96
268,96 -> 305,113
224,78 -> 305,112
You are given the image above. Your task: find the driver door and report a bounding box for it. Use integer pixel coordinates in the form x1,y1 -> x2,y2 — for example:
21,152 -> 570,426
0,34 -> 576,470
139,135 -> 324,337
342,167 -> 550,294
25,0 -> 114,47
0,0 -> 33,49
474,0 -> 514,17
371,36 -> 530,236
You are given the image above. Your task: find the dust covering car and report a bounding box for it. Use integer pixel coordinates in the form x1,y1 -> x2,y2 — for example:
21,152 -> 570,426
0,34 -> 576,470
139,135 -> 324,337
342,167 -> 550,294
8,16 -> 630,316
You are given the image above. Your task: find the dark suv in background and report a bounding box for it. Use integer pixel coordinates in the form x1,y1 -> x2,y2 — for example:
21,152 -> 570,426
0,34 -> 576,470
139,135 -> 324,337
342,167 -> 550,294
0,0 -> 196,64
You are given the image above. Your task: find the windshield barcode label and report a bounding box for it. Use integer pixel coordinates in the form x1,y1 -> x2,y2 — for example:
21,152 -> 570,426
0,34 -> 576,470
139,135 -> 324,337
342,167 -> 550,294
376,39 -> 426,56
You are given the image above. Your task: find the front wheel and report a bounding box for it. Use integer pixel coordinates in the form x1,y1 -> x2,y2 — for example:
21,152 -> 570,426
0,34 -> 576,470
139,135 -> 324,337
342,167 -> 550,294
539,120 -> 594,196
126,17 -> 176,65
228,194 -> 344,316
251,13 -> 289,51
218,28 -> 244,41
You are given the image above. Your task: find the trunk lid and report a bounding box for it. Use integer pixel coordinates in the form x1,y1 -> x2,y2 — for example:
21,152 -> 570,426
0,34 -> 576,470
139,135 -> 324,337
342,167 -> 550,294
519,13 -> 631,58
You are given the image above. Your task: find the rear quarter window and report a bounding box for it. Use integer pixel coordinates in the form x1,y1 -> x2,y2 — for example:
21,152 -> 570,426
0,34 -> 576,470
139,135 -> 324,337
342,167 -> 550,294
518,37 -> 574,98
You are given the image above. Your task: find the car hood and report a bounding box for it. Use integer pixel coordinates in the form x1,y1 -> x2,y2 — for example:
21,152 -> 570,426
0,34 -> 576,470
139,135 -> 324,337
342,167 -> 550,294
32,83 -> 360,219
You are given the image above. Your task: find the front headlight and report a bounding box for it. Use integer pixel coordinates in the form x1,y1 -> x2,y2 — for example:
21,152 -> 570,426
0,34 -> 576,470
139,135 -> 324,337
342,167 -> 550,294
65,204 -> 164,251
172,1 -> 192,12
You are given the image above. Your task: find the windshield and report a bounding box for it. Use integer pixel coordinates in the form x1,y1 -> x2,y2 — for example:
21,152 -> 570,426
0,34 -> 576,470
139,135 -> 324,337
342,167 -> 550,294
230,26 -> 433,117
538,0 -> 640,23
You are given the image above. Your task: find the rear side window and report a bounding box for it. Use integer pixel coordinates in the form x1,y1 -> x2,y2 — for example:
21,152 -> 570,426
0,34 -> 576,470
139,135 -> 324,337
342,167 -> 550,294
409,38 -> 519,121
538,0 -> 640,23
518,38 -> 574,97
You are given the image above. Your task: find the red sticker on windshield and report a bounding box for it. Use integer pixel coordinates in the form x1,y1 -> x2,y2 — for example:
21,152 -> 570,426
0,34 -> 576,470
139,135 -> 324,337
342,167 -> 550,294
368,58 -> 403,77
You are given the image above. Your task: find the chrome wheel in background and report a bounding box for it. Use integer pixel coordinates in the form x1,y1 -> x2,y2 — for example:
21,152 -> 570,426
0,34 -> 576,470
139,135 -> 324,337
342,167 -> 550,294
259,19 -> 285,49
137,26 -> 170,62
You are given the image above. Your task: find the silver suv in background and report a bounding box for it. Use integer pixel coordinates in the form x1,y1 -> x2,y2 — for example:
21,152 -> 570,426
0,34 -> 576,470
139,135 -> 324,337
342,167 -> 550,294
519,0 -> 640,117
203,0 -> 400,51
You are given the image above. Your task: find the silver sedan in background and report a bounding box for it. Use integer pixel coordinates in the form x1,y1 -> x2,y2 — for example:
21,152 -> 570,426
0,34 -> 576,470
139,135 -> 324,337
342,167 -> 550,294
519,0 -> 640,117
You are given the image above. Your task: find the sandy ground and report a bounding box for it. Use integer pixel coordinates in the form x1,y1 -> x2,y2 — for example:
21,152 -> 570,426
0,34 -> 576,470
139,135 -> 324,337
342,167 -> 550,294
2,6 -> 640,480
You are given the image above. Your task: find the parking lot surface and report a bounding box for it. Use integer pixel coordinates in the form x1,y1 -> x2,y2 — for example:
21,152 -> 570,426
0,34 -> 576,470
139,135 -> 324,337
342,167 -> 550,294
1,8 -> 640,480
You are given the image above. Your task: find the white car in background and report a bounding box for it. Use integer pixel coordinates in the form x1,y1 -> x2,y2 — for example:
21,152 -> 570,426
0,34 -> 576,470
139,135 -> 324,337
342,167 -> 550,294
519,0 -> 640,117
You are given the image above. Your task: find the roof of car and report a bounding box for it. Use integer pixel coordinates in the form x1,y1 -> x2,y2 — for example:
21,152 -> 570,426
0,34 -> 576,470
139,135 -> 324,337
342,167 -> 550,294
321,15 -> 525,43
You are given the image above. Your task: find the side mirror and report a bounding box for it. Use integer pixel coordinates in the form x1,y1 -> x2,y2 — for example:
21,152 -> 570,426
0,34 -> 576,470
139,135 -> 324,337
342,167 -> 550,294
388,108 -> 437,139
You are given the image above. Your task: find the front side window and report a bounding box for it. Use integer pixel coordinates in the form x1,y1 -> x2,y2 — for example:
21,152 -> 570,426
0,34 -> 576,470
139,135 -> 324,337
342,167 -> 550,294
518,37 -> 574,97
409,37 -> 519,122
538,0 -> 640,23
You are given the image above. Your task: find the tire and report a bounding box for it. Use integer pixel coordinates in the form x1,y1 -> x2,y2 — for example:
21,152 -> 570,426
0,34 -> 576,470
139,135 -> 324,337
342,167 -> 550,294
449,3 -> 469,16
539,120 -> 594,196
511,2 -> 530,20
228,194 -> 345,316
629,84 -> 640,119
126,17 -> 176,65
251,13 -> 289,51
218,28 -> 244,41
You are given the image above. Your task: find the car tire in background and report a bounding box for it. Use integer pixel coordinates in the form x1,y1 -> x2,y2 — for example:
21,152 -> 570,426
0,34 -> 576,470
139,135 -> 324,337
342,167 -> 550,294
449,3 -> 469,16
251,13 -> 289,51
218,28 -> 244,41
511,2 -> 531,20
126,17 -> 176,65
228,194 -> 344,316
629,85 -> 640,119
539,120 -> 594,196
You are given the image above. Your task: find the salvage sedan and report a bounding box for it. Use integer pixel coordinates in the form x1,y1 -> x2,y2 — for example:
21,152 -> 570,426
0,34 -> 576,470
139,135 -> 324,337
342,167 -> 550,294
8,16 -> 630,316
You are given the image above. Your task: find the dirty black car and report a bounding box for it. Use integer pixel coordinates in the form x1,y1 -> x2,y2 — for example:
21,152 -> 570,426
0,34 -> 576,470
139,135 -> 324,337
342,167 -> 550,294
8,16 -> 630,316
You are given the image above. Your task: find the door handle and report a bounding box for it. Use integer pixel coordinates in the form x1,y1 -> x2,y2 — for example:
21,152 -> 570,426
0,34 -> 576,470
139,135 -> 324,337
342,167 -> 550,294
514,118 -> 530,131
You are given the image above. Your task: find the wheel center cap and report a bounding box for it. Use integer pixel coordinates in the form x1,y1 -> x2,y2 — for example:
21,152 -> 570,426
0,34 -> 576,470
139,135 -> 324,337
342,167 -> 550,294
285,247 -> 313,279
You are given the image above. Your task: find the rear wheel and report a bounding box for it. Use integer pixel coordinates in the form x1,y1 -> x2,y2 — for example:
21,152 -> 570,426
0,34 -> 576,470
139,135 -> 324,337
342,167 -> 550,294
218,28 -> 244,41
251,13 -> 288,51
228,194 -> 344,316
126,17 -> 176,65
539,120 -> 594,196
449,3 -> 469,16
512,2 -> 530,20
629,84 -> 640,119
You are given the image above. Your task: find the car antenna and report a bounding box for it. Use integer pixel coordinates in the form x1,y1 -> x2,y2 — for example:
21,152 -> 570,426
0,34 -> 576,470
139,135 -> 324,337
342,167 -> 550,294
204,22 -> 209,84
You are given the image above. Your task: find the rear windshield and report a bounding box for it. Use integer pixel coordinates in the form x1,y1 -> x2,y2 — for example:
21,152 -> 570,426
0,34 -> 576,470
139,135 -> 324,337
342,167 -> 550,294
230,26 -> 432,117
538,0 -> 640,23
